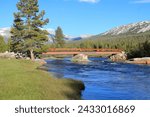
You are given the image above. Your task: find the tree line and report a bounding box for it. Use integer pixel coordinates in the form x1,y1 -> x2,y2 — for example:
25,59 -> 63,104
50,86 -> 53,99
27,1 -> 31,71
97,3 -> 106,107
65,32 -> 150,58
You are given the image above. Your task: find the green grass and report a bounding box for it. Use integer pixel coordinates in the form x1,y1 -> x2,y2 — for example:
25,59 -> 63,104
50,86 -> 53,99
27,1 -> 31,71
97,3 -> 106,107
0,59 -> 84,100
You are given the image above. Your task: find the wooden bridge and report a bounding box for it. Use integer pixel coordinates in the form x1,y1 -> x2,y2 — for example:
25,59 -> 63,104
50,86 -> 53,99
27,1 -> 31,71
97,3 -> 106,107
42,48 -> 123,56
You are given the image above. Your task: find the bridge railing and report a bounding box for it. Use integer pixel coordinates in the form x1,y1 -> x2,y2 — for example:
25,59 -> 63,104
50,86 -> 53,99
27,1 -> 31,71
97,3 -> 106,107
47,48 -> 123,52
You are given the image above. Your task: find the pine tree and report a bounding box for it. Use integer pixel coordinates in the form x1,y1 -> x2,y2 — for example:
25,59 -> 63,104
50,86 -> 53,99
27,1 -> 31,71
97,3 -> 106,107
11,0 -> 49,60
55,26 -> 65,48
11,12 -> 24,53
0,35 -> 7,52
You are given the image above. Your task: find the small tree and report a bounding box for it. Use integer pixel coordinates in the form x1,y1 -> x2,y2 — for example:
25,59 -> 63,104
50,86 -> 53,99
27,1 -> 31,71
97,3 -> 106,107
0,35 -> 7,52
55,26 -> 65,48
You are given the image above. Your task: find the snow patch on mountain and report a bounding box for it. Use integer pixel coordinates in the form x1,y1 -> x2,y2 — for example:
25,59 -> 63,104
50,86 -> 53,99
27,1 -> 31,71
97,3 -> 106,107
138,25 -> 150,33
80,34 -> 93,38
103,21 -> 150,35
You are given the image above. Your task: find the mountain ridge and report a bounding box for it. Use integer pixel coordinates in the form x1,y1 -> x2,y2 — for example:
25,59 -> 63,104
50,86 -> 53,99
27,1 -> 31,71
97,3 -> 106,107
0,27 -> 92,42
102,21 -> 150,36
1,20 -> 150,42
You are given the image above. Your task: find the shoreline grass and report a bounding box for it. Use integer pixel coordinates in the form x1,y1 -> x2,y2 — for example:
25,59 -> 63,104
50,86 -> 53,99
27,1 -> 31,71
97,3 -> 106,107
0,59 -> 85,100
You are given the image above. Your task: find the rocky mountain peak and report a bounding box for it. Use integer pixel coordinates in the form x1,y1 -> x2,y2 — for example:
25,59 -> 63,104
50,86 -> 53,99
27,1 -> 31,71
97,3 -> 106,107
102,21 -> 150,35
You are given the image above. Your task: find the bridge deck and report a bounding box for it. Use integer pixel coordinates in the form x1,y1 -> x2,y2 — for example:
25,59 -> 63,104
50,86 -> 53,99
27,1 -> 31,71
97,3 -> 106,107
47,48 -> 122,52
43,48 -> 122,55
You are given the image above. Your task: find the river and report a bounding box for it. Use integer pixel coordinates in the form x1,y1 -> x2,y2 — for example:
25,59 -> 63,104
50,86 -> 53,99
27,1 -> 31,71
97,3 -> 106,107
46,57 -> 150,100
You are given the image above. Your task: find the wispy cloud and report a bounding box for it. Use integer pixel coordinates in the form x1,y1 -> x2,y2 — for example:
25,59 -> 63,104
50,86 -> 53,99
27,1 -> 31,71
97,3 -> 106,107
132,0 -> 150,3
79,0 -> 100,3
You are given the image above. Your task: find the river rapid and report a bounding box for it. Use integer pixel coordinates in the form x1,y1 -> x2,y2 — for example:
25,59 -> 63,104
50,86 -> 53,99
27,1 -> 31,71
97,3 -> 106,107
46,57 -> 150,100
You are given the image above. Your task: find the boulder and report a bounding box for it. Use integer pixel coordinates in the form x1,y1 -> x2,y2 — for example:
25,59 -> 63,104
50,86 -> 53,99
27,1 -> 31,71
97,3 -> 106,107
15,53 -> 26,59
0,51 -> 16,59
109,51 -> 127,62
71,54 -> 90,62
25,57 -> 30,60
126,57 -> 150,65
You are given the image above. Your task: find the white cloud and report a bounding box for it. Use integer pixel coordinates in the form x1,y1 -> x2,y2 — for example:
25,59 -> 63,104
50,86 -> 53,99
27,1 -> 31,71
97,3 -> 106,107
79,0 -> 100,3
132,0 -> 150,3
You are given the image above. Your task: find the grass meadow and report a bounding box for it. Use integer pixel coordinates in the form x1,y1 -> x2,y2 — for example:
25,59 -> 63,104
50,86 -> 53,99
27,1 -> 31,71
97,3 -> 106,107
0,59 -> 84,100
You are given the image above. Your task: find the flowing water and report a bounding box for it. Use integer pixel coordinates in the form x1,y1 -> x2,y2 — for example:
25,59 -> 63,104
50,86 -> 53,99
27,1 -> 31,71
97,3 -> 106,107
46,58 -> 150,100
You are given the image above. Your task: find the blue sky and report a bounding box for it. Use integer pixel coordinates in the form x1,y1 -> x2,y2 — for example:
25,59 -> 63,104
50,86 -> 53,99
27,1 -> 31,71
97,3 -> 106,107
0,0 -> 150,36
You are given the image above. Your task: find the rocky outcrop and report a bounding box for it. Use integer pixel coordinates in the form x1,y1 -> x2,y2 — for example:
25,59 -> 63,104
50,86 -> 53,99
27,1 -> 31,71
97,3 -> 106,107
0,51 -> 31,59
71,54 -> 90,62
0,51 -> 16,59
126,57 -> 150,65
109,51 -> 127,62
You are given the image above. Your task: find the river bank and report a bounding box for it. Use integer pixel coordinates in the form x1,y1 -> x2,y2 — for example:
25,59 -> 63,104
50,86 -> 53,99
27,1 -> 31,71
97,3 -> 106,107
0,59 -> 84,100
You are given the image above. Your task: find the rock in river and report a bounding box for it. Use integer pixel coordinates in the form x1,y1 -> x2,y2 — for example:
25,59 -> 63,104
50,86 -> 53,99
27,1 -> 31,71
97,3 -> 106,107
126,57 -> 150,65
71,54 -> 90,62
109,51 -> 127,62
